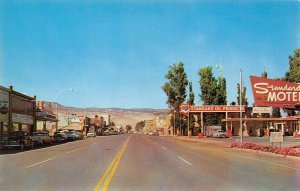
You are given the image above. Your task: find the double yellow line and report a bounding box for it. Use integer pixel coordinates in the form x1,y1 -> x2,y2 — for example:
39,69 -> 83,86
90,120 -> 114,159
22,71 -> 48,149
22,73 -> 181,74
94,137 -> 130,191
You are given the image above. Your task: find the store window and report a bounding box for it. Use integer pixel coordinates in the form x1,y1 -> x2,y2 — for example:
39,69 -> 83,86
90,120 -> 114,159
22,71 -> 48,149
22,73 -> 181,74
13,123 -> 19,131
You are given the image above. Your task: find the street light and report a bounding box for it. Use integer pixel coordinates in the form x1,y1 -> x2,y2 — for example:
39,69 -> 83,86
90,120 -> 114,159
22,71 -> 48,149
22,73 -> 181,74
215,63 -> 223,79
55,88 -> 73,132
240,69 -> 243,143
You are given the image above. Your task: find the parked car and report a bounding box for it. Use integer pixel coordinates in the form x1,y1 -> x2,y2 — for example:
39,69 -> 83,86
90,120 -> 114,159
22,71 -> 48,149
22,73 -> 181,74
149,131 -> 159,136
65,131 -> 77,141
75,131 -> 84,140
103,130 -> 113,136
212,130 -> 228,138
87,132 -> 96,137
53,131 -> 67,143
2,131 -> 33,150
31,132 -> 53,145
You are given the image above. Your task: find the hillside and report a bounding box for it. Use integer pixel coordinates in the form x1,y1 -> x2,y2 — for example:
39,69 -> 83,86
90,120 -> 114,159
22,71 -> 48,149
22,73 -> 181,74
43,102 -> 169,127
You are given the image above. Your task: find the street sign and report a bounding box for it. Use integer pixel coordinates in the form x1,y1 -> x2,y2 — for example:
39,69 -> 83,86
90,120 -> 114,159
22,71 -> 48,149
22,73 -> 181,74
0,106 -> 8,114
252,107 -> 272,114
270,132 -> 283,143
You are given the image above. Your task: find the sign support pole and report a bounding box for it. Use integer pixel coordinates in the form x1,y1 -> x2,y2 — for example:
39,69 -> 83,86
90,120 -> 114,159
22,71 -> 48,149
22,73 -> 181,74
201,112 -> 203,135
187,110 -> 190,137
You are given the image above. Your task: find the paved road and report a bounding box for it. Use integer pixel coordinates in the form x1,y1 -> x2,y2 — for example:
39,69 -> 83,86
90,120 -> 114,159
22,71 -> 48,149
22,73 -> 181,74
0,135 -> 299,191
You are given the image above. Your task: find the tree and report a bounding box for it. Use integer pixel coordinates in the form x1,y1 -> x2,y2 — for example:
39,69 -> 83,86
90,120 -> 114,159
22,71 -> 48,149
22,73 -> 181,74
237,83 -> 248,106
215,76 -> 227,125
199,66 -> 218,105
187,81 -> 196,135
284,48 -> 300,83
126,125 -> 132,133
135,120 -> 145,131
162,62 -> 188,135
216,77 -> 227,105
162,62 -> 188,110
198,66 -> 219,126
187,81 -> 195,105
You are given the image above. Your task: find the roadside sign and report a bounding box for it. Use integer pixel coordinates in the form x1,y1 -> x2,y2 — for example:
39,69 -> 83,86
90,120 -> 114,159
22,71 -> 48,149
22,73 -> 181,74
179,104 -> 190,116
270,132 -> 283,143
250,76 -> 300,108
252,107 -> 272,114
180,104 -> 246,113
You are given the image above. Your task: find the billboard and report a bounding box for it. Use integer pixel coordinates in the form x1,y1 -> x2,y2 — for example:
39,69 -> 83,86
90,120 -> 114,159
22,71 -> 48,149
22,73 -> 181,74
250,76 -> 300,108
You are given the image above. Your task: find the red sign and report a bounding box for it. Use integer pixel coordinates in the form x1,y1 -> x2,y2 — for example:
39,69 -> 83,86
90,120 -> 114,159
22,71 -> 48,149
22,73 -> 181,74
179,104 -> 190,115
180,104 -> 245,113
250,76 -> 300,108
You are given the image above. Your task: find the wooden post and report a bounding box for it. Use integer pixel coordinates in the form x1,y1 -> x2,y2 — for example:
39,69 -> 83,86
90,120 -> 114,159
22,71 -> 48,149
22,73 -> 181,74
201,112 -> 204,135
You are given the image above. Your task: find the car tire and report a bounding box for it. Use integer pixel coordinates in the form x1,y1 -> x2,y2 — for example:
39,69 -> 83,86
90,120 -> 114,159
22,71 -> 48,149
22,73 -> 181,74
20,144 -> 24,150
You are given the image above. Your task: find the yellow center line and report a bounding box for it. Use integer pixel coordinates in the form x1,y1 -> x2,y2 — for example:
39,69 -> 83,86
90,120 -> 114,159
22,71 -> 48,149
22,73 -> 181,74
94,137 -> 130,191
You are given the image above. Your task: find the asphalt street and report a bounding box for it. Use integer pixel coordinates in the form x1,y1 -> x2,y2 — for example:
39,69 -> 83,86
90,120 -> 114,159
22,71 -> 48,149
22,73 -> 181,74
0,134 -> 299,191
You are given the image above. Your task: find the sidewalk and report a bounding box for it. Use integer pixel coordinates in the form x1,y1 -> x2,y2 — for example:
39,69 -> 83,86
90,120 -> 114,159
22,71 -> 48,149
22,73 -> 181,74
170,135 -> 300,161
170,135 -> 300,148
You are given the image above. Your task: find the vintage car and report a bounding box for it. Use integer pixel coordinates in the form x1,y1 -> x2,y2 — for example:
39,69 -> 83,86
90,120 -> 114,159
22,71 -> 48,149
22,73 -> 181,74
31,132 -> 53,145
212,130 -> 228,138
87,132 -> 96,137
53,131 -> 68,143
2,131 -> 34,150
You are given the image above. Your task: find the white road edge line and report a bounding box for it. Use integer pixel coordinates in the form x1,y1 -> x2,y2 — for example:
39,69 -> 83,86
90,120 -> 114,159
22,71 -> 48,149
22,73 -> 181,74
178,156 -> 192,166
161,147 -> 167,151
26,157 -> 55,169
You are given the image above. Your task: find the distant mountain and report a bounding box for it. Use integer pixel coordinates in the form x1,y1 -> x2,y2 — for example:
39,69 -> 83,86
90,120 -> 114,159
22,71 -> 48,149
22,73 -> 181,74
44,102 -> 169,127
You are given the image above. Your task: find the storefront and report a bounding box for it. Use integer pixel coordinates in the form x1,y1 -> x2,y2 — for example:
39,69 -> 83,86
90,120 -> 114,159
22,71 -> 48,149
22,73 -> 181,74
0,85 -> 36,145
0,86 -> 9,142
222,117 -> 299,137
36,111 -> 58,135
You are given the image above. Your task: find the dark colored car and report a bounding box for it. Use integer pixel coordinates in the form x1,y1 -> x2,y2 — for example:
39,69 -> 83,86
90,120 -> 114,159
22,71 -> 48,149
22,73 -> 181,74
66,131 -> 77,141
75,131 -> 84,140
2,131 -> 33,150
53,131 -> 67,143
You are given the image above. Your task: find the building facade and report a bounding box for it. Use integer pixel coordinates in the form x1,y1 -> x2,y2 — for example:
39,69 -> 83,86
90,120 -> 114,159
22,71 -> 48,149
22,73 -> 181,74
0,86 -> 36,144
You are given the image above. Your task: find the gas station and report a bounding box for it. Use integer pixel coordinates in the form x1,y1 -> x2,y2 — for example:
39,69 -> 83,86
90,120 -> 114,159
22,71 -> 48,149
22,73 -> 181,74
179,76 -> 300,138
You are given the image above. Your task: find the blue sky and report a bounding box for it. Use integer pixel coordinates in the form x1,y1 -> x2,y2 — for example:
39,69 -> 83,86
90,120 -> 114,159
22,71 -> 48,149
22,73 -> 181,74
0,0 -> 299,109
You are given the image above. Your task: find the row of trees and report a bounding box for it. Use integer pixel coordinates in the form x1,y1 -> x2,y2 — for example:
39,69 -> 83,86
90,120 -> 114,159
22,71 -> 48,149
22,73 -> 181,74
162,63 -> 232,135
162,48 -> 300,135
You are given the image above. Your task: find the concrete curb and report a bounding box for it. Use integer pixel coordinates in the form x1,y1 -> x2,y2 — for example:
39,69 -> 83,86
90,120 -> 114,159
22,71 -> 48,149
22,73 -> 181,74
170,136 -> 232,147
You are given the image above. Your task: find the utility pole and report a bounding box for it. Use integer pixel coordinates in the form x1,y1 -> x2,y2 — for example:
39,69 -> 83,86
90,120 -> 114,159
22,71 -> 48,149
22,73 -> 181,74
240,69 -> 243,143
173,110 -> 176,136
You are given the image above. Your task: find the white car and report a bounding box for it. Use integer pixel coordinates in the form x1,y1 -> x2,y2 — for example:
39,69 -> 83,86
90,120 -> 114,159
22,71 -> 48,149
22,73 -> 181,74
87,132 -> 96,137
212,130 -> 227,138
